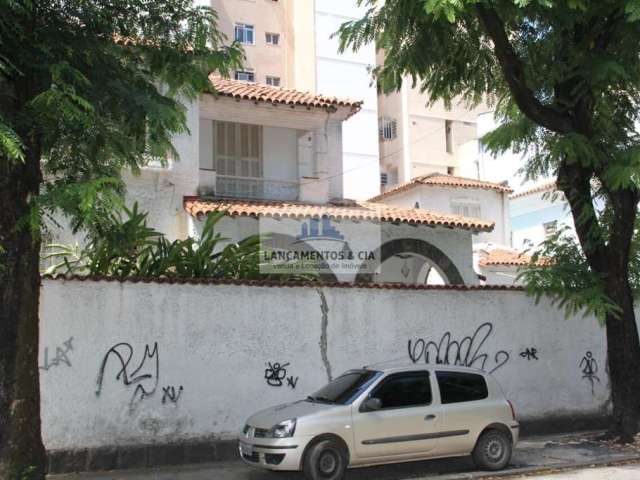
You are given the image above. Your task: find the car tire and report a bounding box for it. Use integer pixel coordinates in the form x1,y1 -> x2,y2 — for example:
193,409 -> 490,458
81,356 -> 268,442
303,438 -> 348,480
472,429 -> 512,471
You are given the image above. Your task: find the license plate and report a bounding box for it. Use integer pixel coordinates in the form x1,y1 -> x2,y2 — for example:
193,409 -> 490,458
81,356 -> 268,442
240,442 -> 254,456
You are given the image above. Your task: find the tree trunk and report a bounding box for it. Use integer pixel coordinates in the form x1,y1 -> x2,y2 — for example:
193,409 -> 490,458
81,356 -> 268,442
0,146 -> 47,478
604,277 -> 640,442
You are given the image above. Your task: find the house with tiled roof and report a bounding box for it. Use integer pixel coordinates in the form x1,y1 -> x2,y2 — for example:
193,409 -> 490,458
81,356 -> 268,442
110,76 -> 498,286
369,173 -> 513,246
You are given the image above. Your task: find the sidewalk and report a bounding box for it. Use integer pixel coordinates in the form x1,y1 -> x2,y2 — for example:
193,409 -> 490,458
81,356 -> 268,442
49,432 -> 640,480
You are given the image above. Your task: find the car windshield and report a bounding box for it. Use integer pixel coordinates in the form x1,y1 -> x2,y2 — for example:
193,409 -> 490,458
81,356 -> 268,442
308,369 -> 380,405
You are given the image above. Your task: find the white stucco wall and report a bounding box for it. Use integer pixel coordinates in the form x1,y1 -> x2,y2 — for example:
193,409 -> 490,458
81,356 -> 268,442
378,186 -> 510,246
40,279 -> 625,451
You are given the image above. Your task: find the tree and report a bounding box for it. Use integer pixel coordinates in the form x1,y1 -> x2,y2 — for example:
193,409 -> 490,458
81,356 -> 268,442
0,1 -> 241,477
338,0 -> 640,440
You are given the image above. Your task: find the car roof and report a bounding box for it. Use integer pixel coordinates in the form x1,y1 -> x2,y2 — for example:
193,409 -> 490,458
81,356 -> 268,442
361,361 -> 486,376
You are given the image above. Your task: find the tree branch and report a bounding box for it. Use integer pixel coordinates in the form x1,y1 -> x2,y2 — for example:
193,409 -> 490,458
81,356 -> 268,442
475,4 -> 575,134
557,160 -> 607,274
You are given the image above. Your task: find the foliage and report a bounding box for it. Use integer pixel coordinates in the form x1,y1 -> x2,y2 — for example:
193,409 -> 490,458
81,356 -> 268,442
517,226 -> 620,323
44,203 -> 265,280
337,0 -> 640,320
1,0 -> 244,235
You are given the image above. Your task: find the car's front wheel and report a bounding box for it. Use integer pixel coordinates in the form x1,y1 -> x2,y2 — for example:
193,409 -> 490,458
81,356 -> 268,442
472,429 -> 512,471
302,438 -> 348,480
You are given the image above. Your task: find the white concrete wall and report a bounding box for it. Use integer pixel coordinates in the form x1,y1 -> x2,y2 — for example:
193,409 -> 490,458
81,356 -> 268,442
40,279 -> 625,451
314,0 -> 380,201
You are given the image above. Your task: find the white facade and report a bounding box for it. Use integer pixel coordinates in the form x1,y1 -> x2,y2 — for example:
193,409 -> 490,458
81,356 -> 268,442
511,186 -> 575,250
375,185 -> 511,246
40,278 -> 619,451
314,1 -> 381,201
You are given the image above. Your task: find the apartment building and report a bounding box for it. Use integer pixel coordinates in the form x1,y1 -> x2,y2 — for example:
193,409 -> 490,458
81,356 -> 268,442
377,80 -> 489,191
208,0 -> 380,200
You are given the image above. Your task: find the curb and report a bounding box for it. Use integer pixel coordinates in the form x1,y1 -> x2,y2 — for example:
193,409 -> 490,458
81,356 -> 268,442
431,454 -> 640,479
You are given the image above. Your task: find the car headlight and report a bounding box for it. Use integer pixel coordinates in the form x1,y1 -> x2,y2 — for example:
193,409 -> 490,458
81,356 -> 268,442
267,418 -> 296,438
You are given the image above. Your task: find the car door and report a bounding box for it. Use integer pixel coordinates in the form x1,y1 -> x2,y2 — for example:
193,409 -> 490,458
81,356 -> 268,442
435,370 -> 491,455
351,370 -> 443,460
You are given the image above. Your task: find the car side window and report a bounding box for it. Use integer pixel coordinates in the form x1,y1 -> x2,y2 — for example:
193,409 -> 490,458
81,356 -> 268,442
368,372 -> 432,410
436,371 -> 488,404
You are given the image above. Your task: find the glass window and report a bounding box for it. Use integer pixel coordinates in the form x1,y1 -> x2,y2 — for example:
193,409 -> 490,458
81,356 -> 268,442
379,117 -> 397,140
234,23 -> 254,44
309,370 -> 380,405
234,70 -> 255,82
266,76 -> 281,87
451,200 -> 481,218
436,371 -> 488,404
265,32 -> 280,45
370,372 -> 432,410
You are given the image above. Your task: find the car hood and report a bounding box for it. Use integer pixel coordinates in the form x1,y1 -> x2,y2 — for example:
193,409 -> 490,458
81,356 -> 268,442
245,400 -> 336,429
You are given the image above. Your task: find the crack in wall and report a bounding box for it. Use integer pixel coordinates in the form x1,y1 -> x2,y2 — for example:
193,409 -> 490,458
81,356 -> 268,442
316,288 -> 332,382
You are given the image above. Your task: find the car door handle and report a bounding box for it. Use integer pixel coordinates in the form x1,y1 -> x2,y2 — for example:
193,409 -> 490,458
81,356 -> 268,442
424,414 -> 436,421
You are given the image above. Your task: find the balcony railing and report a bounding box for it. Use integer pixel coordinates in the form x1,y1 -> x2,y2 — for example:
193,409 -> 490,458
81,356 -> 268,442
199,171 -> 300,201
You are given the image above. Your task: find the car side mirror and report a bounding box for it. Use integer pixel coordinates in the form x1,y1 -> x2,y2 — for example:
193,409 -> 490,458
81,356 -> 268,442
362,397 -> 382,412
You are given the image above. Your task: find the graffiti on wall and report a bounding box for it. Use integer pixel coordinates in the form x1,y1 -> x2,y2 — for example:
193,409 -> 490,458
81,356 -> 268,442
407,322 -> 510,374
265,361 -> 299,389
162,385 -> 184,405
95,342 -> 159,410
580,351 -> 600,394
40,337 -> 74,371
519,348 -> 539,361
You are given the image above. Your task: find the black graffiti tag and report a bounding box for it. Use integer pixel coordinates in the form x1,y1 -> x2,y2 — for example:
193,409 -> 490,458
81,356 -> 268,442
407,323 -> 510,374
580,351 -> 600,395
519,348 -> 539,361
40,337 -> 74,371
162,385 -> 184,405
95,342 -> 159,410
264,362 -> 289,387
286,376 -> 299,389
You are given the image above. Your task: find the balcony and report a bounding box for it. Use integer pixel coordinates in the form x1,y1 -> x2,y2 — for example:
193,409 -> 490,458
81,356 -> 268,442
199,170 -> 299,201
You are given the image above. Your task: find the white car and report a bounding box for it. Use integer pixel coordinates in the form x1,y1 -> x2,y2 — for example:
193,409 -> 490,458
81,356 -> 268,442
239,364 -> 519,480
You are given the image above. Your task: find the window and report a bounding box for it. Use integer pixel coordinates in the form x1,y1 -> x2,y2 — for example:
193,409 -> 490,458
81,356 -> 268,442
451,200 -> 481,218
369,372 -> 432,410
234,70 -> 255,82
543,220 -> 558,238
309,370 -> 380,405
436,371 -> 488,404
447,166 -> 455,176
234,23 -> 255,44
266,76 -> 281,87
379,117 -> 397,141
445,120 -> 453,153
265,32 -> 280,45
380,172 -> 388,186
214,121 -> 262,177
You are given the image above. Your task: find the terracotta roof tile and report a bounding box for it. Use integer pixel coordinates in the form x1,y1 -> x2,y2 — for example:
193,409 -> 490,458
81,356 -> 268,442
370,173 -> 513,201
42,274 -> 523,290
183,197 -> 495,232
208,76 -> 363,117
510,181 -> 557,199
478,248 -> 549,267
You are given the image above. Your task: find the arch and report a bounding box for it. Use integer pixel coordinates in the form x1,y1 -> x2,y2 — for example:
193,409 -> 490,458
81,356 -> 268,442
355,238 -> 464,285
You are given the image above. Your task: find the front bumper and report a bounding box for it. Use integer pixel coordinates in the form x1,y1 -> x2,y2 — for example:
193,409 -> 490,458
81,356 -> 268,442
238,436 -> 313,471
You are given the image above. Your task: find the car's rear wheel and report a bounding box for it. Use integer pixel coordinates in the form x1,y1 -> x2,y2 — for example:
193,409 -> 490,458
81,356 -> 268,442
303,438 -> 347,480
472,429 -> 512,471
